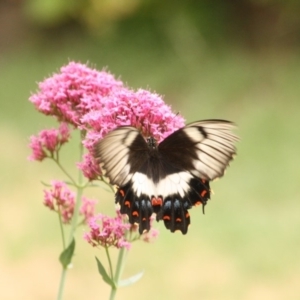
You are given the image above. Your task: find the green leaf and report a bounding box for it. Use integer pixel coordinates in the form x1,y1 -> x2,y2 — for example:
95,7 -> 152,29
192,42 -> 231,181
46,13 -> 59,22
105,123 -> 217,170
117,270 -> 144,287
95,257 -> 115,288
59,238 -> 75,269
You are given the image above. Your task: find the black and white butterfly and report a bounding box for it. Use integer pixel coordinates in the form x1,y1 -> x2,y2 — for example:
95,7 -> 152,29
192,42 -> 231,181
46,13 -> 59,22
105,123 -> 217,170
94,120 -> 238,234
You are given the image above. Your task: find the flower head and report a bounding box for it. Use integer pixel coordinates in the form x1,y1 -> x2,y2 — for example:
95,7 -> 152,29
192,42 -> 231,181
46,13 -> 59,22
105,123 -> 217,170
80,197 -> 97,222
29,61 -> 185,180
77,153 -> 101,181
81,87 -> 185,153
80,87 -> 185,179
29,62 -> 123,126
43,181 -> 75,223
28,123 -> 71,161
84,210 -> 131,250
44,181 -> 97,224
28,135 -> 47,161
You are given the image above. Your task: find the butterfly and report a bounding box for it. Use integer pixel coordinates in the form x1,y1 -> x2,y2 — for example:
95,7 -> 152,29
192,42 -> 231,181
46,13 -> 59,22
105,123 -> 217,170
94,120 -> 238,234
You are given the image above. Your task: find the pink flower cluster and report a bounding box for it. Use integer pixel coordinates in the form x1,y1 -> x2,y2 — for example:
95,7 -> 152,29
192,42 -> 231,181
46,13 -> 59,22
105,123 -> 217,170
28,123 -> 70,161
29,62 -> 185,180
29,62 -> 123,126
84,210 -> 131,250
80,196 -> 98,223
44,181 -> 97,224
44,181 -> 75,223
29,61 -> 184,244
76,153 -> 101,181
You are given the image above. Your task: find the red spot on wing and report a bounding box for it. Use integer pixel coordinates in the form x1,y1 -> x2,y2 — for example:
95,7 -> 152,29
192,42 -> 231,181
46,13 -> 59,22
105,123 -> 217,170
195,201 -> 202,206
163,215 -> 171,221
176,218 -> 182,222
124,200 -> 131,208
201,190 -> 207,197
119,189 -> 125,197
151,196 -> 163,207
132,211 -> 139,217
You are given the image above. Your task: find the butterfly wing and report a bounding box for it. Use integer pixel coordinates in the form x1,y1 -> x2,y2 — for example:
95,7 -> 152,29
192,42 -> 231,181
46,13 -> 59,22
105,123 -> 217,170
156,178 -> 211,234
95,126 -> 149,187
157,119 -> 238,233
95,120 -> 238,235
158,119 -> 238,181
95,127 -> 154,234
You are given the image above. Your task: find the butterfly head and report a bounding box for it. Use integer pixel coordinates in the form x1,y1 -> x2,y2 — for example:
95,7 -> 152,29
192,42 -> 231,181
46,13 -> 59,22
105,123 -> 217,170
146,136 -> 157,150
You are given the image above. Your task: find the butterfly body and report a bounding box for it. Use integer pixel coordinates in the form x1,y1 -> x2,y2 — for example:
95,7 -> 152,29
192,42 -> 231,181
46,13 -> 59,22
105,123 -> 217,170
95,120 -> 238,234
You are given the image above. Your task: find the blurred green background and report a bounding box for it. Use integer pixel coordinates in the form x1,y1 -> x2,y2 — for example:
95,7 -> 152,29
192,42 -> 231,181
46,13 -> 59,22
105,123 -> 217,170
1,1 -> 300,299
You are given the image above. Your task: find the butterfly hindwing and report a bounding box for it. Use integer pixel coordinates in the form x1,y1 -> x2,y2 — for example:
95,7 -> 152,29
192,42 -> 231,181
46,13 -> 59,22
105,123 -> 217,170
187,178 -> 211,207
158,197 -> 191,234
157,178 -> 211,233
116,184 -> 153,234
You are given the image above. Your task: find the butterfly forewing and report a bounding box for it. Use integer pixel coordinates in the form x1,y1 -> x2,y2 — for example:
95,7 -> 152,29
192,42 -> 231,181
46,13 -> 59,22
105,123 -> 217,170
158,120 -> 238,180
95,127 -> 149,186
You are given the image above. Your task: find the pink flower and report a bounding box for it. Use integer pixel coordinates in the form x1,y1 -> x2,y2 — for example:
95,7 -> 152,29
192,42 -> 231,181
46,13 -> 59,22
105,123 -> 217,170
84,210 -> 131,249
44,181 -> 98,224
28,123 -> 71,161
79,86 -> 184,179
29,62 -> 123,126
28,135 -> 47,161
141,227 -> 159,243
81,88 -> 185,152
43,181 -> 75,223
77,153 -> 101,181
39,129 -> 59,152
80,197 -> 97,222
29,61 -> 185,183
129,215 -> 159,243
58,122 -> 70,144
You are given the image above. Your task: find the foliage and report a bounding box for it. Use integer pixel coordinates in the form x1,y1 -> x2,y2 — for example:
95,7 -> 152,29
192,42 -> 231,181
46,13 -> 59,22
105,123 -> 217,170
23,0 -> 300,47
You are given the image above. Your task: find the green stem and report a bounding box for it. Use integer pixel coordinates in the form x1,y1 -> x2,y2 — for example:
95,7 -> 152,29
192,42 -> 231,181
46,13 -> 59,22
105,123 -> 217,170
114,245 -> 128,284
58,210 -> 66,250
57,269 -> 67,300
109,237 -> 129,300
56,132 -> 85,300
101,176 -> 115,194
68,181 -> 84,243
54,158 -> 76,186
68,131 -> 85,244
105,247 -> 114,282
